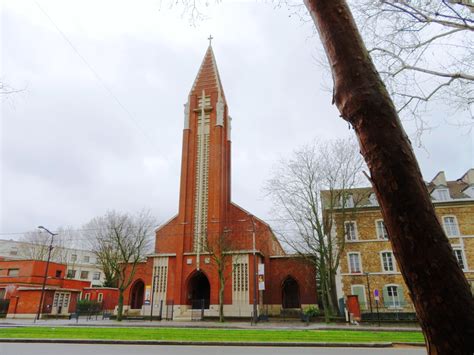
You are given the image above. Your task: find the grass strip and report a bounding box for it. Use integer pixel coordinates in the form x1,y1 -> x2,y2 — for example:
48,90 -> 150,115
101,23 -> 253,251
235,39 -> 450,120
0,327 -> 424,343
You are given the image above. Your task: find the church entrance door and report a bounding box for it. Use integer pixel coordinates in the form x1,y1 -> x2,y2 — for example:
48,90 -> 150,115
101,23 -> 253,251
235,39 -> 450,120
282,276 -> 301,309
187,271 -> 210,309
130,280 -> 145,309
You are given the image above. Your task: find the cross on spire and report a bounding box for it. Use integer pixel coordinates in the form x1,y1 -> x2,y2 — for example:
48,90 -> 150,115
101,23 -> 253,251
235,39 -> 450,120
208,35 -> 213,46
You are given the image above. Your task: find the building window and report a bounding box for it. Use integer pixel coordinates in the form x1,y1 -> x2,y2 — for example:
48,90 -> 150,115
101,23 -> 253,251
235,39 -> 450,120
453,249 -> 466,270
351,285 -> 366,309
376,220 -> 388,239
92,272 -> 101,280
98,293 -> 103,302
381,252 -> 395,272
70,254 -> 77,262
443,216 -> 460,236
233,263 -> 249,292
84,293 -> 90,300
383,285 -> 404,308
67,270 -> 76,278
344,221 -> 358,241
369,193 -> 378,206
340,194 -> 354,208
80,271 -> 89,279
7,268 -> 19,277
435,188 -> 450,201
83,255 -> 90,263
348,253 -> 362,274
0,289 -> 5,299
55,270 -> 62,278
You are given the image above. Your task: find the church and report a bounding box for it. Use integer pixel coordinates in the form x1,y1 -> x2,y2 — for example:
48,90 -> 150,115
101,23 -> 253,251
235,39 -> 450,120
123,43 -> 317,319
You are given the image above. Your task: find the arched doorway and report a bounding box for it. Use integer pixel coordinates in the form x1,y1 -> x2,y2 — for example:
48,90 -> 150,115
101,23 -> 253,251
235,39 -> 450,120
187,271 -> 210,309
130,280 -> 145,309
282,276 -> 300,309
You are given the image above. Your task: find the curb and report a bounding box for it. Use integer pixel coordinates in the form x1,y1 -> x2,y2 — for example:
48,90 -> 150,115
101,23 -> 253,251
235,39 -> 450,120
0,339 -> 396,347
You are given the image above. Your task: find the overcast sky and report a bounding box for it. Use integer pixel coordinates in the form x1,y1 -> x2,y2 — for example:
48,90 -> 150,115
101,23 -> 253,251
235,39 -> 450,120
1,0 -> 472,239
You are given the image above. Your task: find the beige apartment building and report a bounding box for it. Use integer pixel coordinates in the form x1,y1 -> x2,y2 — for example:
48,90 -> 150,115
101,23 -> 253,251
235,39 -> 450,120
328,169 -> 474,314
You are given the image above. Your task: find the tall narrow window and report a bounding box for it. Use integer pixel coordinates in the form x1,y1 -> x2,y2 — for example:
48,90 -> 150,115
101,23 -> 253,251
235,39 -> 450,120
381,252 -> 395,272
443,216 -> 460,236
453,249 -> 466,270
376,220 -> 388,239
345,222 -> 357,241
348,253 -> 361,274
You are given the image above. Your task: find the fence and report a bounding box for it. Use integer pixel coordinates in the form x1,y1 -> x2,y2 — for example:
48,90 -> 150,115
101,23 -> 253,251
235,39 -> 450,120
360,301 -> 417,322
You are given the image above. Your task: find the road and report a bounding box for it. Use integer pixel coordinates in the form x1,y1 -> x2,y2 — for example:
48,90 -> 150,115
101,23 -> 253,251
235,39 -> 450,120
0,344 -> 425,355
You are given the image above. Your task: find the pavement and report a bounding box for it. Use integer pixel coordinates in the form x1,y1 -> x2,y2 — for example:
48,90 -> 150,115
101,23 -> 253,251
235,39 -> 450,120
0,318 -> 421,332
0,344 -> 427,355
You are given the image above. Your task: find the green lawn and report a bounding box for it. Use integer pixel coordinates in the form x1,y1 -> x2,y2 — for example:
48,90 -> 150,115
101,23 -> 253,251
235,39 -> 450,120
0,327 -> 424,343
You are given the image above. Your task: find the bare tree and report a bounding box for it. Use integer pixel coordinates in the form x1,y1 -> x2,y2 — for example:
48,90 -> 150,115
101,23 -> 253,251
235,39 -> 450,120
264,137 -> 364,321
352,0 -> 473,140
203,229 -> 232,322
19,227 -> 75,263
85,210 -> 154,321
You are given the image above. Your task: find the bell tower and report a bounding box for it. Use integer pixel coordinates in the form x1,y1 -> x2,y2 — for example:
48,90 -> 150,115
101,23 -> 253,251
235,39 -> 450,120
177,42 -> 232,254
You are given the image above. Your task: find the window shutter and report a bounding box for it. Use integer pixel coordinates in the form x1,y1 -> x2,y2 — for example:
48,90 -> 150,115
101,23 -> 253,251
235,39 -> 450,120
397,286 -> 405,307
352,286 -> 365,309
382,286 -> 390,308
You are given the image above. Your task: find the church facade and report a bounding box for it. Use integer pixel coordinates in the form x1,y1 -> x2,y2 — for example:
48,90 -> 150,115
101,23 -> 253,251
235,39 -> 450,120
124,45 -> 317,319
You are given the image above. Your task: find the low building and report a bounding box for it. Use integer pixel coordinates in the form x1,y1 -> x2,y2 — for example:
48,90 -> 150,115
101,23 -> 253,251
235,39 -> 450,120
0,259 -> 90,318
325,169 -> 474,318
81,287 -> 119,312
0,239 -> 105,286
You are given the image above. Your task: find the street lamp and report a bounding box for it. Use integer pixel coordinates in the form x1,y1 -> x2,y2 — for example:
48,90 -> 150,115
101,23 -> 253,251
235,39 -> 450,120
365,272 -> 374,317
250,215 -> 258,325
34,226 -> 57,323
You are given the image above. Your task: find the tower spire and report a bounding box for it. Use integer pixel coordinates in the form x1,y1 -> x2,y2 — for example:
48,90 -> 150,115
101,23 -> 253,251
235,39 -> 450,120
189,43 -> 225,101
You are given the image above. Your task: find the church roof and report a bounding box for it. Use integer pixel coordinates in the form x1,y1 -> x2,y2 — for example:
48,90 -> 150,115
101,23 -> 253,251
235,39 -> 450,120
189,45 -> 226,101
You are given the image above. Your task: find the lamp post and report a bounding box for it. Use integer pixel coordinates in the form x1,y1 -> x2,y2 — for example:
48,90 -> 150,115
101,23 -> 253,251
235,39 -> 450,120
34,226 -> 57,323
250,215 -> 258,325
365,272 -> 373,317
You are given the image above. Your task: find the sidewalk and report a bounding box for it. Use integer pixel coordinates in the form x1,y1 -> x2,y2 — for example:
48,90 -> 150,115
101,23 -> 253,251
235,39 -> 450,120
0,318 -> 421,332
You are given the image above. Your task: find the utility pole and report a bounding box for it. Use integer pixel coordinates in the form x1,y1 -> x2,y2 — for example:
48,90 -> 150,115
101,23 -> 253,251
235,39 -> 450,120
250,215 -> 258,325
365,272 -> 373,316
35,226 -> 57,323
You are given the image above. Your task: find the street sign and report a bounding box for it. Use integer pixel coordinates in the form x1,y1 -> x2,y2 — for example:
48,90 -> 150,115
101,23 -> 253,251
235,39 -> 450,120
258,275 -> 265,290
258,263 -> 265,276
374,289 -> 380,301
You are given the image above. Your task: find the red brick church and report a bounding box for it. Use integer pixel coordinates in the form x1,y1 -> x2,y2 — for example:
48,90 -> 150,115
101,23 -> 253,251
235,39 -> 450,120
123,44 -> 317,319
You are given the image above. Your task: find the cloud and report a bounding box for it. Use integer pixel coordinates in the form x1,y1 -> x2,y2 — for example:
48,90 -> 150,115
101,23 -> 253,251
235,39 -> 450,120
1,0 -> 472,237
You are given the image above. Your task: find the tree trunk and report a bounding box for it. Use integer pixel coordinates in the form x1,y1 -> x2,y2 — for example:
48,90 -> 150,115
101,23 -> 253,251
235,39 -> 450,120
117,290 -> 124,322
329,271 -> 340,316
219,271 -> 225,322
304,0 -> 474,353
318,265 -> 330,323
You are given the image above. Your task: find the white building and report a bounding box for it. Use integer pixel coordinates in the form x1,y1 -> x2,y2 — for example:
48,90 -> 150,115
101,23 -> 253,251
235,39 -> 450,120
0,239 -> 105,286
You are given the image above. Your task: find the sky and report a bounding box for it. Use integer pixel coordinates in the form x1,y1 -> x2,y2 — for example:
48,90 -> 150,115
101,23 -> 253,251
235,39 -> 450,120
1,0 -> 473,239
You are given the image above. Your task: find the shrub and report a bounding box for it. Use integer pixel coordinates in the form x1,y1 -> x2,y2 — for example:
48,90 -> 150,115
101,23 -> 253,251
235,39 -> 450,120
76,300 -> 102,314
